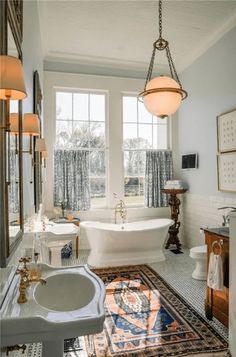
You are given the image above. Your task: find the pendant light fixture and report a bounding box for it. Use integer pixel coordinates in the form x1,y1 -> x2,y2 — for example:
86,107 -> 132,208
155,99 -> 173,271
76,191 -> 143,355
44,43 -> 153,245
138,0 -> 187,118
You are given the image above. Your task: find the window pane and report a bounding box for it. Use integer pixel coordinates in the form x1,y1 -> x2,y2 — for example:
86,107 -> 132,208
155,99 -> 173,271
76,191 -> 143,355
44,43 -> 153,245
124,176 -> 138,197
138,101 -> 152,123
73,122 -> 89,147
90,151 -> 105,177
123,96 -> 137,123
90,94 -> 105,122
139,151 -> 146,176
124,177 -> 144,197
90,178 -> 105,198
153,124 -> 167,149
138,124 -> 152,149
90,122 -> 105,148
56,120 -> 72,147
73,93 -> 88,121
124,151 -> 138,176
123,123 -> 138,149
56,92 -> 72,120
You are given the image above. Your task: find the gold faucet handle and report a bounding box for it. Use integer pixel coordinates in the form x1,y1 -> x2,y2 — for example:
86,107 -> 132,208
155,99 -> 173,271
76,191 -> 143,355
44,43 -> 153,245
19,257 -> 31,270
16,267 -> 28,277
19,257 -> 31,264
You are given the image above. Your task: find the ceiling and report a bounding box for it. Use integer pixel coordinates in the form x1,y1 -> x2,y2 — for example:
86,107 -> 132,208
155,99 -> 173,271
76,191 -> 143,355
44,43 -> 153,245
38,0 -> 236,77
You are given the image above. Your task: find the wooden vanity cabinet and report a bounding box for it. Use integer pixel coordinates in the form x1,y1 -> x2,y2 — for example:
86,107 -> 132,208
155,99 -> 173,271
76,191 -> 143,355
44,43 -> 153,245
204,230 -> 229,327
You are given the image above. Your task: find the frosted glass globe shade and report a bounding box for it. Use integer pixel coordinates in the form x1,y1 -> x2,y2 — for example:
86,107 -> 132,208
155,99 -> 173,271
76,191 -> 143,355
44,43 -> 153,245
143,76 -> 182,117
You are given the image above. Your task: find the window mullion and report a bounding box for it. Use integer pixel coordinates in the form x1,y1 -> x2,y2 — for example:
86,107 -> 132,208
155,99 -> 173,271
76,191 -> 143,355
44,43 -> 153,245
136,100 -> 140,196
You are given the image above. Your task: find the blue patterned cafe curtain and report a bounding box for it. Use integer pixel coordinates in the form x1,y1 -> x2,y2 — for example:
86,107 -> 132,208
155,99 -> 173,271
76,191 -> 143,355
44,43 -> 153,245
145,150 -> 173,208
9,150 -> 19,213
54,150 -> 90,211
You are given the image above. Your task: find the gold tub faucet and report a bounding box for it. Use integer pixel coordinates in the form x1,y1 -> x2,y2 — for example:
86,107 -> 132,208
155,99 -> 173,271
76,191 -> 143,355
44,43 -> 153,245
16,257 -> 46,304
113,193 -> 127,224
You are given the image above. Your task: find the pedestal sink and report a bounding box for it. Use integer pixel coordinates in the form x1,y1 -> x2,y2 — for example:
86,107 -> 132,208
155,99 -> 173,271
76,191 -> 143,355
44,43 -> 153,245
0,264 -> 105,357
34,272 -> 95,311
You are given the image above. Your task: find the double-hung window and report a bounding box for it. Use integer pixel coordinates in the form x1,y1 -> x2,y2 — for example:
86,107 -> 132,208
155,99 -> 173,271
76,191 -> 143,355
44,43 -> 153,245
123,95 -> 168,205
55,91 -> 106,208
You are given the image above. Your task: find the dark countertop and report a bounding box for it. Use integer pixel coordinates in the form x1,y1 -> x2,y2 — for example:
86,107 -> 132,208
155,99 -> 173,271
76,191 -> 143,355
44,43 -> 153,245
204,227 -> 229,238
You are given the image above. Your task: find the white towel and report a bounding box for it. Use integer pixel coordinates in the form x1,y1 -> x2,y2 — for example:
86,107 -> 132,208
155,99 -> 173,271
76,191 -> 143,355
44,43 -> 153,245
207,252 -> 224,291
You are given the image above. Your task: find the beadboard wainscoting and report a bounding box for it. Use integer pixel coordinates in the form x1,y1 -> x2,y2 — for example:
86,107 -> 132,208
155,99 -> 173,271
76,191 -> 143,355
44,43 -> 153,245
181,193 -> 236,248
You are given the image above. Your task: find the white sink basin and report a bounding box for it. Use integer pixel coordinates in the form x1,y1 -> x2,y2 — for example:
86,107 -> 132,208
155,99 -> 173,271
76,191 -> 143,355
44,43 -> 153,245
49,223 -> 78,235
1,264 -> 105,357
34,272 -> 95,311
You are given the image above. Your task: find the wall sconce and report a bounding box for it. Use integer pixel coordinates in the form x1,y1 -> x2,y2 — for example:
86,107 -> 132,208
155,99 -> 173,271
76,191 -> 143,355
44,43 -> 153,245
10,113 -> 19,154
34,138 -> 48,168
23,113 -> 40,154
0,55 -> 27,130
35,138 -> 47,152
41,150 -> 48,168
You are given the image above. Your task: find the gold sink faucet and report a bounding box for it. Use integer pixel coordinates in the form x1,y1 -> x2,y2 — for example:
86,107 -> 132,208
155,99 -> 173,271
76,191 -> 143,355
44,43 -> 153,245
113,193 -> 127,224
16,257 -> 46,304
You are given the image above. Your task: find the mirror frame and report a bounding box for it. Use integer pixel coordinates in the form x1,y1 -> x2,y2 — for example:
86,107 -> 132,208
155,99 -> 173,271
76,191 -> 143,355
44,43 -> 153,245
33,70 -> 43,213
0,0 -> 24,267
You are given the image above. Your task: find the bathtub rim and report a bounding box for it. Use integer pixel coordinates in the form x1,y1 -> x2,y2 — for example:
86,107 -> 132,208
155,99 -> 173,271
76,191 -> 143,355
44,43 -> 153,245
80,218 -> 174,232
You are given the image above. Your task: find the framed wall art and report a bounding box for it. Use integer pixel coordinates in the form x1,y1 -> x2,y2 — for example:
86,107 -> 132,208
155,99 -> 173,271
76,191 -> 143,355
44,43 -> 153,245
217,152 -> 236,192
217,109 -> 236,153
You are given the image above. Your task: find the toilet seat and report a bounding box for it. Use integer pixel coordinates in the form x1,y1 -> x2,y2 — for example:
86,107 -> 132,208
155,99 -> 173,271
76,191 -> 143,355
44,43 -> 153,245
190,245 -> 207,259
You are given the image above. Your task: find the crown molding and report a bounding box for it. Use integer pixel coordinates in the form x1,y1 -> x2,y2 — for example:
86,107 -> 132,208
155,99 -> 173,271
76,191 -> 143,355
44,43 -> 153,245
179,12 -> 236,72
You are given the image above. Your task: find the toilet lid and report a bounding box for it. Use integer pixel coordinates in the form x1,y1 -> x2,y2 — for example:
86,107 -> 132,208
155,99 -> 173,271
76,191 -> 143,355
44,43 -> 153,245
191,245 -> 207,253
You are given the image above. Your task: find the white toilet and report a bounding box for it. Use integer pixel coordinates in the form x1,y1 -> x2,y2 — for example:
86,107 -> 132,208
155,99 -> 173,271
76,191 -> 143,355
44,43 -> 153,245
189,245 -> 207,280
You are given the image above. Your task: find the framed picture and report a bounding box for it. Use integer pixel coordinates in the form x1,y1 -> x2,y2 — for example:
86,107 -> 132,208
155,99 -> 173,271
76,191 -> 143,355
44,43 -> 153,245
217,109 -> 236,152
217,152 -> 236,192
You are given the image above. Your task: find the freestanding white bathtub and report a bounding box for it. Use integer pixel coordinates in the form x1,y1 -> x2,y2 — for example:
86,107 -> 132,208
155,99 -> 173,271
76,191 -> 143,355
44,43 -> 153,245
80,218 -> 173,268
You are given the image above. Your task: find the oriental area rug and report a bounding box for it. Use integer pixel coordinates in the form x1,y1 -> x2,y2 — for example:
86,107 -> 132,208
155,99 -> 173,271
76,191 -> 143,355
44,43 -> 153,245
83,265 -> 228,357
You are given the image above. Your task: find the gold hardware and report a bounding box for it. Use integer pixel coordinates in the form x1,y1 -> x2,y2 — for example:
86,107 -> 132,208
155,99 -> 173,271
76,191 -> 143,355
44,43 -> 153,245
114,200 -> 127,225
19,256 -> 31,270
17,257 -> 46,304
212,240 -> 223,256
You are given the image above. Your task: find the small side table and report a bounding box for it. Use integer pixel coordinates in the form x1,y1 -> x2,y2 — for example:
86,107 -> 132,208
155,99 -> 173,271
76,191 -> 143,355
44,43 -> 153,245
161,188 -> 187,250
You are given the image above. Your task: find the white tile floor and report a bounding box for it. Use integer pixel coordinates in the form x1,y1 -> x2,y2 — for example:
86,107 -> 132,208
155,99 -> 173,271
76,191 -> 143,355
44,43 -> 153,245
2,248 -> 229,356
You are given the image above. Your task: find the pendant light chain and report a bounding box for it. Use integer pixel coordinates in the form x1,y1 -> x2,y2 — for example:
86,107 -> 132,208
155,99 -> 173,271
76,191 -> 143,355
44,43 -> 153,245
158,0 -> 163,40
138,0 -> 188,117
144,0 -> 184,90
166,45 -> 182,88
145,47 -> 156,88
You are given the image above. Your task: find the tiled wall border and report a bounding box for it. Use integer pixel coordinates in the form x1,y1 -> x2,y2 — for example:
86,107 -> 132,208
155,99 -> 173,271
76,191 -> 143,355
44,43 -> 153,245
182,193 -> 236,248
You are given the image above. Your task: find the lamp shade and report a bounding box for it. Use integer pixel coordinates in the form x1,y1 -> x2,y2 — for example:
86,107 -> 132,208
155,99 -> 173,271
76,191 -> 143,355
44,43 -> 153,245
35,138 -> 47,152
23,113 -> 40,136
0,56 -> 27,100
143,76 -> 182,117
41,150 -> 48,158
10,113 -> 19,134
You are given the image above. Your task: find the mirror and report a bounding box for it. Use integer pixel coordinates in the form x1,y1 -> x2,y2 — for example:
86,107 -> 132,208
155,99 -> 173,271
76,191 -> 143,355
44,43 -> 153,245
33,71 -> 43,212
8,24 -> 21,248
0,0 -> 24,268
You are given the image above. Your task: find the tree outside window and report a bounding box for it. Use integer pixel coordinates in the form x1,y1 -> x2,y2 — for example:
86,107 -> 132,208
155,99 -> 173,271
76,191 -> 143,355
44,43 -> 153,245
55,91 -> 106,208
123,95 -> 168,205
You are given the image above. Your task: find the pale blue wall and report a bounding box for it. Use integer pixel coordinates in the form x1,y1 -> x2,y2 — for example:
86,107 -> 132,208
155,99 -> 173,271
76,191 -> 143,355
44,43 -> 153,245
176,26 -> 236,197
